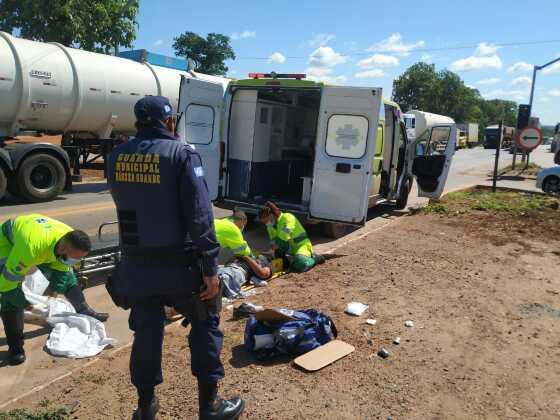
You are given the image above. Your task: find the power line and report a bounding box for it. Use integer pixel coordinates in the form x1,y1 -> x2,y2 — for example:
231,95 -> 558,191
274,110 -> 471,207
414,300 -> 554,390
234,39 -> 560,61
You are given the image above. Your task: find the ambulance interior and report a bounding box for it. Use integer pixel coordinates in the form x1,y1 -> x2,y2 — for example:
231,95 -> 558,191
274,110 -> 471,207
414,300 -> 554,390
226,88 -> 321,209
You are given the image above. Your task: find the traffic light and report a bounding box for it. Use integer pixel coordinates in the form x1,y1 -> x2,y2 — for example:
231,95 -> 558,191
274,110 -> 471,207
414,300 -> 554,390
517,104 -> 531,129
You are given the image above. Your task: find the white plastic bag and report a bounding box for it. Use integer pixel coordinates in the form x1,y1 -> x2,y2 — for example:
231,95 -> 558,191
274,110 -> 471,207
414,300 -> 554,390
345,302 -> 369,316
46,314 -> 116,358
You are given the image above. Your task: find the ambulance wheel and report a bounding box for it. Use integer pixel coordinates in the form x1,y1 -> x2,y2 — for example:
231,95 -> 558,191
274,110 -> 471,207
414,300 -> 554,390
322,222 -> 352,239
17,153 -> 66,202
395,178 -> 411,210
0,167 -> 7,201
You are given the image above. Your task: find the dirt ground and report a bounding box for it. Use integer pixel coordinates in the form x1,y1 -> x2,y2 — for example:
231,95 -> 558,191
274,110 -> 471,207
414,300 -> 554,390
5,191 -> 560,419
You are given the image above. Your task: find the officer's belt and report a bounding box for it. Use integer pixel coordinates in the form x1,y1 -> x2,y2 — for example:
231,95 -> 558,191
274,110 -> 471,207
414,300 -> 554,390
121,245 -> 198,265
1,220 -> 14,245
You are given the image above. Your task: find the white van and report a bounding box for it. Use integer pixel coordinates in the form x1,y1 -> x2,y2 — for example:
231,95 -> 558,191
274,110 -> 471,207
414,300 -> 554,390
403,110 -> 455,142
177,73 -> 456,236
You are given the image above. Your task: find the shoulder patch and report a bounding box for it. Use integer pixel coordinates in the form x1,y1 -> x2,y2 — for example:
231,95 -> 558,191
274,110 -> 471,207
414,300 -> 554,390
194,166 -> 204,177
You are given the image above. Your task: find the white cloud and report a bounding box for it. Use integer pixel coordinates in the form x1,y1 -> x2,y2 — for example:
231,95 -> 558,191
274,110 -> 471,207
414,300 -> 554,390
153,39 -> 164,48
305,67 -> 347,84
368,33 -> 425,56
449,55 -> 502,72
475,78 -> 501,85
420,53 -> 433,62
355,69 -> 385,79
268,52 -> 286,64
543,61 -> 560,75
308,46 -> 347,68
308,33 -> 336,48
475,42 -> 500,57
356,54 -> 399,69
507,61 -> 533,73
482,89 -> 528,102
231,30 -> 256,40
511,76 -> 532,86
550,89 -> 560,97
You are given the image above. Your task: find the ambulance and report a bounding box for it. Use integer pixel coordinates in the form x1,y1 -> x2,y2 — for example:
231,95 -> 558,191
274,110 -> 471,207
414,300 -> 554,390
177,73 -> 456,236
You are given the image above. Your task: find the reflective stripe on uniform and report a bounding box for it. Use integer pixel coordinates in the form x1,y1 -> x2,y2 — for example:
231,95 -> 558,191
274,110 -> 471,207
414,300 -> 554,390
293,232 -> 308,243
1,220 -> 14,244
1,266 -> 24,282
281,227 -> 291,233
230,244 -> 248,254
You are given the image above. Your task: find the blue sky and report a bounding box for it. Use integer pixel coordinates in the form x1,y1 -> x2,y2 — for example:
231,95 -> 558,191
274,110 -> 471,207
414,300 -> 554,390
133,0 -> 560,124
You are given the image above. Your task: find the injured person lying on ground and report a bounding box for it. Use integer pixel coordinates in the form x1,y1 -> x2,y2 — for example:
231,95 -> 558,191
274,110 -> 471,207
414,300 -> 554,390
218,254 -> 273,299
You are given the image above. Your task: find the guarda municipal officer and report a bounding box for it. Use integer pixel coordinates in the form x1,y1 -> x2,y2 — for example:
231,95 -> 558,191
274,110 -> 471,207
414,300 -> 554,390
106,96 -> 244,420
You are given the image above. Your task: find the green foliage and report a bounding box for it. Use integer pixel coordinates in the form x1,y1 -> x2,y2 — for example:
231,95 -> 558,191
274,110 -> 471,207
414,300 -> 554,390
0,408 -> 69,420
173,31 -> 235,75
422,201 -> 449,214
0,0 -> 139,54
392,63 -> 517,138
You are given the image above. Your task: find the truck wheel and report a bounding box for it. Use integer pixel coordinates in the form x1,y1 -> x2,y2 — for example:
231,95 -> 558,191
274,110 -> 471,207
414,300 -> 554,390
17,154 -> 66,202
395,178 -> 411,210
322,222 -> 353,239
0,168 -> 7,201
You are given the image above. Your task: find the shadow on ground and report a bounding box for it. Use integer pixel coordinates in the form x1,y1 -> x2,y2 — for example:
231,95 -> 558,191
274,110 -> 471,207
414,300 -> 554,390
229,344 -> 292,369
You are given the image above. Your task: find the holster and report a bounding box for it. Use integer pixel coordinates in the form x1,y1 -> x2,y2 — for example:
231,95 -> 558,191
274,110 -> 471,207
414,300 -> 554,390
105,272 -> 131,310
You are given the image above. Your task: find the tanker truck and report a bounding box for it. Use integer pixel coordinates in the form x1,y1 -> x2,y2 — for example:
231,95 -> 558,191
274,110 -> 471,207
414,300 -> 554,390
0,31 -> 228,202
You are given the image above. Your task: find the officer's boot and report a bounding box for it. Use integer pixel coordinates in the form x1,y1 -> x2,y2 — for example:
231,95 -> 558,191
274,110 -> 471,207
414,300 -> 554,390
132,395 -> 159,420
64,285 -> 109,322
1,311 -> 26,365
198,380 -> 245,420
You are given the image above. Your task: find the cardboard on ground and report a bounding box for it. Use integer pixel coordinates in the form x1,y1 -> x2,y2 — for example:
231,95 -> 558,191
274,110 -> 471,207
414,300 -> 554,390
255,308 -> 296,323
294,340 -> 355,371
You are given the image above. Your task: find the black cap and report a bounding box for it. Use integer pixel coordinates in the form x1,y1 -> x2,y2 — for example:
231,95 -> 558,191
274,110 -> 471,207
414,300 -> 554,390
134,95 -> 173,124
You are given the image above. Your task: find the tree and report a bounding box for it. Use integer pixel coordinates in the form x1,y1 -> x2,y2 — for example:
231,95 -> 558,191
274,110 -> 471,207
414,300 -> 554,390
173,32 -> 235,75
0,0 -> 138,54
392,62 -> 517,136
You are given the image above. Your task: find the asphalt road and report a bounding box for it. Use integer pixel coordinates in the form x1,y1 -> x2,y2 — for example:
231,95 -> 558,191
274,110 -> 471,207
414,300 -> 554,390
1,146 -> 553,238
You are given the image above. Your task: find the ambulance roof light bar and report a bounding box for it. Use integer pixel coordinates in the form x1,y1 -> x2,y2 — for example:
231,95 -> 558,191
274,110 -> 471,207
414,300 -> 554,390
248,72 -> 306,80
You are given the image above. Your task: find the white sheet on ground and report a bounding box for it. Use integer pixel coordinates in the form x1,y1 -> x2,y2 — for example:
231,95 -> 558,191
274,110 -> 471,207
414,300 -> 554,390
20,271 -> 116,359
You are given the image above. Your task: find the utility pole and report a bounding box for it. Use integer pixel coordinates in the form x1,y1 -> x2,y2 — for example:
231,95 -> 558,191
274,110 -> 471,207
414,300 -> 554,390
492,121 -> 503,193
524,56 -> 560,164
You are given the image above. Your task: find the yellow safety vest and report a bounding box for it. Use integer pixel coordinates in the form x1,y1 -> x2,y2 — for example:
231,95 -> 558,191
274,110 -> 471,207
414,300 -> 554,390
0,214 -> 72,292
214,218 -> 251,257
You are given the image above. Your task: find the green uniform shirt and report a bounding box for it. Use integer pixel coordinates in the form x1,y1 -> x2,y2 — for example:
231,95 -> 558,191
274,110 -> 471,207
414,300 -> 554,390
266,212 -> 313,257
214,218 -> 252,257
0,214 -> 73,293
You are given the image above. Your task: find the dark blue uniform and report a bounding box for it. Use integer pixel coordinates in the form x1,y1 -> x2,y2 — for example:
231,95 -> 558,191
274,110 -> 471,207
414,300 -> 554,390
106,123 -> 223,398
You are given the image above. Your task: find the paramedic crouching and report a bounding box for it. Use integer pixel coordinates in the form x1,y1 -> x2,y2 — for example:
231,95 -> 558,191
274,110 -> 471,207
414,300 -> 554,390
106,96 -> 244,420
258,202 -> 325,273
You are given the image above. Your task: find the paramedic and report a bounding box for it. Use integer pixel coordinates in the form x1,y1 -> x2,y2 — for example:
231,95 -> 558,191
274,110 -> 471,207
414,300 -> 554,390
214,211 -> 252,258
258,202 -> 324,273
0,214 -> 108,366
106,96 -> 244,420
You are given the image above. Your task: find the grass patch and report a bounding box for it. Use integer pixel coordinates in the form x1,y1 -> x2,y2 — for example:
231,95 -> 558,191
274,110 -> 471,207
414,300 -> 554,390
0,408 -> 69,420
423,189 -> 556,216
497,162 -> 542,177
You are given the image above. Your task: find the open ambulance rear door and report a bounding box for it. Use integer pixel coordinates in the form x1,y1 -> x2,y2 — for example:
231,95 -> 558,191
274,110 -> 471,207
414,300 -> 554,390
309,87 -> 382,225
409,124 -> 456,199
177,76 -> 225,200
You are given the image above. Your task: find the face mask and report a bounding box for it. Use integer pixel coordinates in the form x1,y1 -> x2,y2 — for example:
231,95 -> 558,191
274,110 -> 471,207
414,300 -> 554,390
59,256 -> 81,266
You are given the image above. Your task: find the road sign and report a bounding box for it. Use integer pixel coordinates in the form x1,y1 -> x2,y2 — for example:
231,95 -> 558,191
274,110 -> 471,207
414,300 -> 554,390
516,126 -> 542,151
